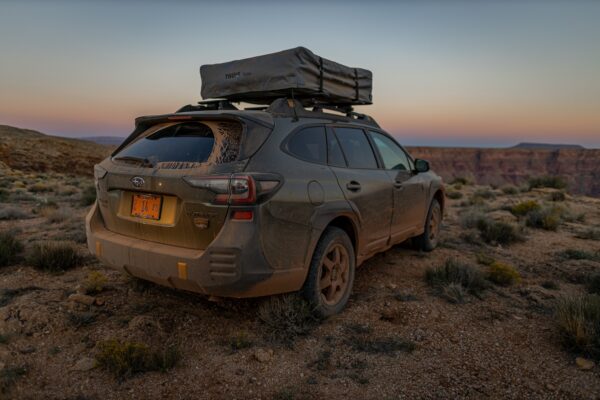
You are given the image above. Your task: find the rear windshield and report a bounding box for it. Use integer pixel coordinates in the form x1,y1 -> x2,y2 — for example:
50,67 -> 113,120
113,121 -> 241,168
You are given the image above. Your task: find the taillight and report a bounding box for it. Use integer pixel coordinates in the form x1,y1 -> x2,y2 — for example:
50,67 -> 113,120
183,174 -> 279,205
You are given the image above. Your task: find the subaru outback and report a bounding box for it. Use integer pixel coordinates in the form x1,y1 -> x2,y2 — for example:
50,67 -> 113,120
86,98 -> 444,316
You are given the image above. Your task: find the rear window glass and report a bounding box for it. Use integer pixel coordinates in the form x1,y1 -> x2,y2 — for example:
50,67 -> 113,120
334,127 -> 378,169
287,126 -> 326,163
114,121 -> 241,167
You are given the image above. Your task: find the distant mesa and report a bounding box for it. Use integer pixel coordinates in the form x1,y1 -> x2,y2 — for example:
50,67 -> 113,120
511,142 -> 585,150
80,136 -> 126,146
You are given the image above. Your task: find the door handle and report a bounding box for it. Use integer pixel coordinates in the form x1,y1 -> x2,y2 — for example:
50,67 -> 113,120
346,181 -> 361,192
394,181 -> 404,189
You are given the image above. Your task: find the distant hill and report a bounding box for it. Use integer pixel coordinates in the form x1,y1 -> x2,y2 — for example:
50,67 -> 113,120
0,125 -> 112,176
512,142 -> 585,150
80,136 -> 126,146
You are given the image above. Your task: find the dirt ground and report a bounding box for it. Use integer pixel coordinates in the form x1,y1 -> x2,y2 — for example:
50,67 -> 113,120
1,169 -> 600,399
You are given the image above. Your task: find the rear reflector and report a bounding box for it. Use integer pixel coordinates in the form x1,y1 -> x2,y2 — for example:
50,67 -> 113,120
232,210 -> 253,220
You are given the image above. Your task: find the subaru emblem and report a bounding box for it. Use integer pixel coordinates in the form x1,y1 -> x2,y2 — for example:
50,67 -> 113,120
131,176 -> 145,187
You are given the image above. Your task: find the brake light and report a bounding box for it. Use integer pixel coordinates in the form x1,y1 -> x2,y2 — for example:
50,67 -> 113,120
183,174 -> 259,205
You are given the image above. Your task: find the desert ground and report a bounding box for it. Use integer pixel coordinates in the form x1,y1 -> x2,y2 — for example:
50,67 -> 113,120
1,130 -> 600,399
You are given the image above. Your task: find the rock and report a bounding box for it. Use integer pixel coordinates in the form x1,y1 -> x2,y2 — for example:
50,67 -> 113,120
386,283 -> 398,290
75,285 -> 86,295
19,345 -> 36,354
68,294 -> 95,306
95,298 -> 105,306
575,357 -> 595,370
254,348 -> 273,363
72,357 -> 96,372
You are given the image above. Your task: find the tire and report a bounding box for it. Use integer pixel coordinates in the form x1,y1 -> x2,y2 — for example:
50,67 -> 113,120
302,227 -> 355,317
414,199 -> 442,252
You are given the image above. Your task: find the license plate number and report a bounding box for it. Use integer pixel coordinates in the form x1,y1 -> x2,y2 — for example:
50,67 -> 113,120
131,194 -> 162,220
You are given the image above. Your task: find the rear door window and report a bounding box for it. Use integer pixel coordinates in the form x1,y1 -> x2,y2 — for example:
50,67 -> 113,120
334,127 -> 378,169
368,131 -> 411,171
326,130 -> 346,167
114,121 -> 242,167
287,126 -> 327,163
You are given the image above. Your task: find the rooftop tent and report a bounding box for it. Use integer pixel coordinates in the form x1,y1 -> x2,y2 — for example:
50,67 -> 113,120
200,47 -> 373,106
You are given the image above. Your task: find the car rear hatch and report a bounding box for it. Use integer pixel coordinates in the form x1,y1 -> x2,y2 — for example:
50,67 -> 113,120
94,113 -> 273,250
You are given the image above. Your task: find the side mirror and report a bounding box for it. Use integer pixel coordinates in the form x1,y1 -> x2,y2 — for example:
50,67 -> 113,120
414,159 -> 430,173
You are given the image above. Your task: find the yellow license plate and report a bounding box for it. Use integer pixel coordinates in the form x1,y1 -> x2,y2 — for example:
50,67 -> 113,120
131,194 -> 162,220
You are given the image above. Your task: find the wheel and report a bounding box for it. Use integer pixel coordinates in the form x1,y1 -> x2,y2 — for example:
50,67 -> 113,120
302,227 -> 355,317
414,199 -> 442,252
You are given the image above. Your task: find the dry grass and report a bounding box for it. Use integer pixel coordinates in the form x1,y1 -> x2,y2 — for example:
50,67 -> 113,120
425,258 -> 487,299
28,241 -> 82,272
95,340 -> 180,379
555,294 -> 600,360
0,231 -> 23,267
257,295 -> 320,345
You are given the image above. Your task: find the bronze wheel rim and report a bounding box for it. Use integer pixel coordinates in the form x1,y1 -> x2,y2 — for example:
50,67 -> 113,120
319,243 -> 350,306
429,205 -> 441,242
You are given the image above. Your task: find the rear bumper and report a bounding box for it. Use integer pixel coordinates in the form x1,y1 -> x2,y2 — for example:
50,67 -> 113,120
85,203 -> 304,298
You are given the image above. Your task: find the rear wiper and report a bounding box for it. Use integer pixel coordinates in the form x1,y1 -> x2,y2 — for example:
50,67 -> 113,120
112,156 -> 155,167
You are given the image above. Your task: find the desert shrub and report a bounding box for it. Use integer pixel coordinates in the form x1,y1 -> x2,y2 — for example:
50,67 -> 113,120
1,365 -> 27,395
548,191 -> 566,202
80,185 -> 96,206
0,188 -> 8,202
501,185 -> 518,195
558,249 -> 600,262
0,231 -> 23,267
347,336 -> 415,355
476,252 -> 495,266
0,207 -> 29,220
587,274 -> 600,295
46,209 -> 69,223
510,200 -> 540,217
95,340 -> 180,378
487,261 -> 521,286
476,218 -> 523,245
576,228 -> 600,241
28,241 -> 82,272
555,294 -> 600,360
446,191 -> 463,200
473,188 -> 496,200
67,311 -> 97,328
529,176 -> 567,190
28,182 -> 53,193
257,295 -> 320,345
453,183 -> 463,190
84,271 -> 108,294
442,283 -> 466,304
425,258 -> 487,297
460,210 -> 488,229
451,177 -> 469,185
225,331 -> 253,351
541,280 -> 560,290
526,206 -> 563,231
57,185 -> 78,196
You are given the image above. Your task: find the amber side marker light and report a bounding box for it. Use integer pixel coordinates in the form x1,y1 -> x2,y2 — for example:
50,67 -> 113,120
232,210 -> 253,220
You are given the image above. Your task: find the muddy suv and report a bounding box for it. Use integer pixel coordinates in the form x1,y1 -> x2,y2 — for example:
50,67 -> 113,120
86,98 -> 444,316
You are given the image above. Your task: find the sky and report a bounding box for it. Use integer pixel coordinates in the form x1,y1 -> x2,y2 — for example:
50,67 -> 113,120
0,0 -> 599,148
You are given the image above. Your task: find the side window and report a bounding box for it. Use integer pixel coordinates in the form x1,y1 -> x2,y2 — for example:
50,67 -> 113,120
326,130 -> 346,167
287,126 -> 326,163
368,131 -> 411,171
334,127 -> 378,169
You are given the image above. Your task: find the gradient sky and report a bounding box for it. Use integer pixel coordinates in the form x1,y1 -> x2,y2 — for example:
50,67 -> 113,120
1,0 -> 599,147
